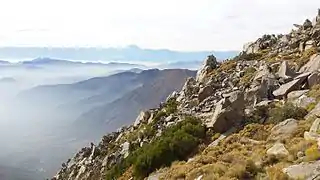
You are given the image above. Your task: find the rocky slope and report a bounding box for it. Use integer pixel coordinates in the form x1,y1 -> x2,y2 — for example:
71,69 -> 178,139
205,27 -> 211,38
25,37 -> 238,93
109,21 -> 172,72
53,9 -> 320,180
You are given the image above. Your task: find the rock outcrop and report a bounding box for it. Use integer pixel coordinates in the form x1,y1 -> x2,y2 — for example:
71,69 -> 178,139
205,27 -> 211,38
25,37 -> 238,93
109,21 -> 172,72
53,9 -> 320,180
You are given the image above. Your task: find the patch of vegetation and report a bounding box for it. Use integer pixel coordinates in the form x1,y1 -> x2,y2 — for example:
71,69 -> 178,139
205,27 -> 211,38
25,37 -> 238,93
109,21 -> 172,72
234,52 -> 264,61
266,163 -> 290,180
239,67 -> 257,87
296,47 -> 318,68
105,116 -> 206,180
306,102 -> 317,112
219,60 -> 237,72
163,98 -> 178,114
239,123 -> 273,141
267,103 -> 308,124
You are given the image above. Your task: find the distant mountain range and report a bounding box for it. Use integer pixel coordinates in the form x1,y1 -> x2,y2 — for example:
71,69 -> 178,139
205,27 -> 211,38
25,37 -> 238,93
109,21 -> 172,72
0,45 -> 237,62
0,57 -> 147,69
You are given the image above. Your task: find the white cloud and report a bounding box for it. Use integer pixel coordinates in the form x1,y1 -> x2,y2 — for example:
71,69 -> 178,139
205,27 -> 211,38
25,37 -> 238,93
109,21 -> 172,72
0,0 -> 319,50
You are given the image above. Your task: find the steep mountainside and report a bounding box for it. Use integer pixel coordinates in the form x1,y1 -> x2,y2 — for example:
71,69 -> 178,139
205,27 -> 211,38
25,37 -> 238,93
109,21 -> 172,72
76,69 -> 196,131
54,10 -> 320,180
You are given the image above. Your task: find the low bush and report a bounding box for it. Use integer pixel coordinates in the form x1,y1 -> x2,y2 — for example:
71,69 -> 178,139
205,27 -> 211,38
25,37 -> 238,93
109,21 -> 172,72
240,67 -> 257,87
105,116 -> 206,180
234,52 -> 263,61
267,103 -> 307,124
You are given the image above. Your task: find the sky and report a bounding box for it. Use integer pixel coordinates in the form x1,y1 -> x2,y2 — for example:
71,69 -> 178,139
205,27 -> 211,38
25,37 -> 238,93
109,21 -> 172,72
0,0 -> 320,51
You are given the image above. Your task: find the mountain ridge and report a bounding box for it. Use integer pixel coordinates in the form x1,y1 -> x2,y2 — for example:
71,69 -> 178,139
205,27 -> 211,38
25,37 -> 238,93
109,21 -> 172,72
53,9 -> 320,180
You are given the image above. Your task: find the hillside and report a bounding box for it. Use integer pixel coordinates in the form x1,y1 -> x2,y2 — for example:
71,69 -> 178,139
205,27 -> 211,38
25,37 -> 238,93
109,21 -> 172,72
53,10 -> 320,180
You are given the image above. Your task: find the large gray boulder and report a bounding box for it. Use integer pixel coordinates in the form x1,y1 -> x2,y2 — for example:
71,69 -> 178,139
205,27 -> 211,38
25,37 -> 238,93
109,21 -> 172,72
134,111 -> 150,127
283,161 -> 320,180
273,73 -> 310,98
277,61 -> 296,80
308,71 -> 320,87
196,55 -> 218,83
292,95 -> 316,108
206,91 -> 244,133
268,119 -> 298,141
198,85 -> 215,102
300,54 -> 320,73
287,90 -> 309,101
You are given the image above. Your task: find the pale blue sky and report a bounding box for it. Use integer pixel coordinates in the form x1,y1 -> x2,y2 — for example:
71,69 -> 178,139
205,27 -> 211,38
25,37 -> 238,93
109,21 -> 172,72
0,0 -> 320,51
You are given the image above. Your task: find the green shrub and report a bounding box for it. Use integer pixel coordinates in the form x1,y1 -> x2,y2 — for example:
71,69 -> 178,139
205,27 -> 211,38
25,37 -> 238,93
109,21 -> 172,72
240,67 -> 257,87
267,103 -> 307,124
105,116 -> 206,180
234,53 -> 263,61
164,98 -> 178,114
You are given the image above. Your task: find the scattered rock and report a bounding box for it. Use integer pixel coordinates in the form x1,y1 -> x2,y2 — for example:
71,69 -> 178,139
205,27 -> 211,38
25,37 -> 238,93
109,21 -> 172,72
268,119 -> 298,141
277,61 -> 296,80
283,161 -> 320,179
287,90 -> 309,100
293,95 -> 316,108
206,91 -> 244,133
198,85 -> 215,102
134,111 -> 150,127
120,142 -> 130,158
304,131 -> 320,141
273,75 -> 309,98
308,71 -> 320,87
300,54 -> 320,73
267,142 -> 289,157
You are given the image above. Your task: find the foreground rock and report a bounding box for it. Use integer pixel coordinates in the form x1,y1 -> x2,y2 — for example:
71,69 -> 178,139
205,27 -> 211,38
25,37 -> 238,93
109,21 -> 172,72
267,143 -> 289,157
206,91 -> 244,133
283,161 -> 320,179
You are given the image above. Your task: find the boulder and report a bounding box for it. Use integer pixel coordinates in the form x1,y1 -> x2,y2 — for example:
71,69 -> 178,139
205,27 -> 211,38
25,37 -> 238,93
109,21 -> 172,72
196,55 -> 218,83
277,61 -> 296,79
305,40 -> 315,51
293,95 -> 316,108
120,142 -> 130,158
308,71 -> 320,87
268,119 -> 298,141
254,64 -> 275,81
302,19 -> 313,30
273,74 -> 309,98
304,131 -> 320,141
166,91 -> 178,101
287,90 -> 309,101
310,118 -> 320,133
206,91 -> 244,133
134,111 -> 150,127
198,85 -> 215,102
177,77 -> 198,102
267,143 -> 289,157
283,161 -> 320,179
299,54 -> 320,73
